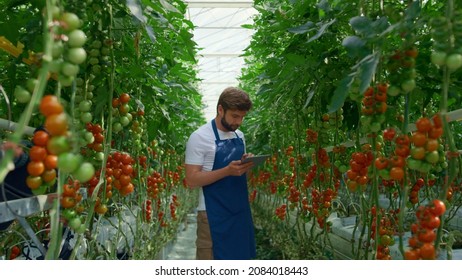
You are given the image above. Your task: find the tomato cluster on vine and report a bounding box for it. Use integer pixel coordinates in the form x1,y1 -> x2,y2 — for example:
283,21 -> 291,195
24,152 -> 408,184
26,128 -> 57,194
170,194 -> 180,221
405,199 -> 446,260
346,150 -> 374,192
359,84 -> 388,134
409,178 -> 426,205
60,180 -> 85,232
143,199 -> 152,222
275,204 -> 287,220
386,45 -> 418,96
106,151 -> 135,196
430,11 -> 462,71
112,93 -> 133,133
8,245 -> 21,260
370,206 -> 399,260
85,122 -> 104,153
147,170 -> 166,199
305,128 -> 318,144
408,115 -> 445,173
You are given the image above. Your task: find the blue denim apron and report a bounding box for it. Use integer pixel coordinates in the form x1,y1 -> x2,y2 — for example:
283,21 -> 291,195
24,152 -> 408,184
203,120 -> 256,260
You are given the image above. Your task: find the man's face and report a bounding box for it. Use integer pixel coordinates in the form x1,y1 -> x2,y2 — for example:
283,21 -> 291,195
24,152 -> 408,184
219,107 -> 247,132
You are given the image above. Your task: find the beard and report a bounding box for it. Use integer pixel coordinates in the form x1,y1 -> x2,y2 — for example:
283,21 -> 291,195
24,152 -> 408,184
221,116 -> 239,131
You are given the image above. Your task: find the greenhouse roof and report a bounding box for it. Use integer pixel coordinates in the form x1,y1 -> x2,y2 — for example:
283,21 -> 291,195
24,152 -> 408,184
185,0 -> 257,121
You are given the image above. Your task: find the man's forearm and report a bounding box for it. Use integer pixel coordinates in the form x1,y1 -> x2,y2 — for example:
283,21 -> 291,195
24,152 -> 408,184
186,166 -> 230,188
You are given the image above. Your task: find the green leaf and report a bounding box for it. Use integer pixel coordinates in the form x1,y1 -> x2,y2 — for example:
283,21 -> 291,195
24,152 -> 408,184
307,19 -> 336,43
159,0 -> 181,14
342,36 -> 368,58
358,53 -> 379,94
349,16 -> 372,35
127,0 -> 146,23
328,73 -> 355,113
371,16 -> 390,34
287,21 -> 314,34
317,0 -> 331,13
405,1 -> 421,20
285,53 -> 306,66
144,25 -> 156,42
303,89 -> 315,109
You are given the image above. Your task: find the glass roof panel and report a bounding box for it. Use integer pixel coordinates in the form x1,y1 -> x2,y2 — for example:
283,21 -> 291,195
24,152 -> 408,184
185,1 -> 257,121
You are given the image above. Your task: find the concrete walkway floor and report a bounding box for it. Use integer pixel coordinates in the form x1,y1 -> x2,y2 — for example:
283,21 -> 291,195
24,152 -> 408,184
164,213 -> 197,260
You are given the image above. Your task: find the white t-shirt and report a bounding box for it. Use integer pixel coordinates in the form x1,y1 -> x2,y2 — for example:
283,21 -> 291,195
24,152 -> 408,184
185,120 -> 245,211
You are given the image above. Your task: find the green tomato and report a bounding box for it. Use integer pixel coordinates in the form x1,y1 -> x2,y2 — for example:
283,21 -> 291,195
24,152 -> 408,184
51,40 -> 64,59
401,79 -> 416,92
14,85 -> 31,103
431,51 -> 447,66
113,122 -> 123,133
78,100 -> 92,112
75,224 -> 86,234
67,29 -> 87,48
387,85 -> 400,97
101,47 -> 110,56
126,113 -> 133,122
92,64 -> 101,74
46,135 -> 70,155
339,165 -> 348,173
120,116 -> 130,127
68,217 -> 82,231
84,131 -> 95,144
80,112 -> 93,123
73,162 -> 95,183
58,152 -> 83,173
89,48 -> 100,57
370,122 -> 381,133
66,48 -> 87,65
58,74 -> 74,87
49,59 -> 63,73
91,40 -> 102,49
26,78 -> 39,93
75,77 -> 84,86
360,115 -> 372,127
376,114 -> 386,124
88,57 -> 99,65
61,12 -> 81,31
31,184 -> 48,195
418,162 -> 432,173
425,150 -> 439,164
61,62 -> 80,77
378,169 -> 390,180
62,209 -> 77,220
407,158 -> 422,171
446,53 -> 462,71
94,152 -> 104,162
49,5 -> 61,20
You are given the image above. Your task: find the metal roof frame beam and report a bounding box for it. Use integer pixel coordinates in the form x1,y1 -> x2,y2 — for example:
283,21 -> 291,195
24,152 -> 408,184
185,0 -> 254,8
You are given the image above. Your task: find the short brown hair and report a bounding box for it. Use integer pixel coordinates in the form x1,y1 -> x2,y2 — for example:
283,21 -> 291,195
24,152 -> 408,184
216,87 -> 252,113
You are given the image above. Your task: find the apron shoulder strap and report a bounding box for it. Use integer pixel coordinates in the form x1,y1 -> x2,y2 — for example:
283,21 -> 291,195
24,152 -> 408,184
211,119 -> 241,140
211,119 -> 220,141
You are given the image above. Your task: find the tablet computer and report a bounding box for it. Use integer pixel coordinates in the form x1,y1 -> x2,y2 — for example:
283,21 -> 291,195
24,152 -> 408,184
241,154 -> 270,167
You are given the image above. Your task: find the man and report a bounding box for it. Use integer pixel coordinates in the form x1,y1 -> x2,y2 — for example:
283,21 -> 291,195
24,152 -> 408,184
185,87 -> 256,260
1,140 -> 33,230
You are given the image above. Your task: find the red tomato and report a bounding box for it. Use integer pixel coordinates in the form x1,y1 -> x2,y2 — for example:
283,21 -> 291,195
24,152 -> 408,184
395,134 -> 410,146
419,242 -> 435,260
416,117 -> 432,133
383,127 -> 396,141
390,155 -> 405,168
390,167 -> 404,180
374,156 -> 389,170
431,199 -> 446,216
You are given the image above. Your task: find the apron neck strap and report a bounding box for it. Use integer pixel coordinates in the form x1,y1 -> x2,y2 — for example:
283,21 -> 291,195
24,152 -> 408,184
211,119 -> 239,141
